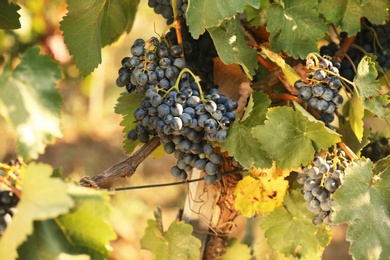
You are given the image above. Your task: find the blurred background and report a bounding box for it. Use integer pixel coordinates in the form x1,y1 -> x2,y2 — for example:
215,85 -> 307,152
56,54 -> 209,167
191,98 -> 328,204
1,0 -> 386,259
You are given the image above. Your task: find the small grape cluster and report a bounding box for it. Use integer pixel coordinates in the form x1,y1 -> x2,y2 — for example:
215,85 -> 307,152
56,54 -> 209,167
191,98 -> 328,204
294,57 -> 344,124
117,38 -> 237,184
148,0 -> 188,25
361,135 -> 390,162
297,147 -> 350,225
0,159 -> 22,235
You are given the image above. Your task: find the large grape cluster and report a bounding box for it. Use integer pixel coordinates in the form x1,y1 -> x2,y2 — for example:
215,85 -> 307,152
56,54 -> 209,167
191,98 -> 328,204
321,21 -> 390,81
294,57 -> 344,124
116,38 -> 237,184
148,0 -> 188,25
297,147 -> 350,225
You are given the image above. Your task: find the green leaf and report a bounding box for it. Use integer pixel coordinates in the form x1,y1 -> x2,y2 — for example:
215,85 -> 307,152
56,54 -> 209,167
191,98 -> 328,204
364,95 -> 390,119
317,0 -> 389,35
338,120 -> 370,154
0,47 -> 62,160
60,0 -> 126,77
0,0 -> 21,29
261,190 -> 332,259
121,0 -> 140,33
114,91 -> 144,154
332,158 -> 390,260
18,187 -> 116,260
208,17 -> 258,77
220,238 -> 251,260
220,91 -> 272,169
253,106 -> 340,169
354,55 -> 381,98
0,163 -> 74,260
141,209 -> 201,260
187,0 -> 260,39
348,91 -> 365,142
266,0 -> 327,59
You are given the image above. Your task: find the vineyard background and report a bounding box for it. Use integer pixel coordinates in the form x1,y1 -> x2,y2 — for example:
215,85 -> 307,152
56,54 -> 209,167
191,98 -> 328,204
1,0 -> 389,259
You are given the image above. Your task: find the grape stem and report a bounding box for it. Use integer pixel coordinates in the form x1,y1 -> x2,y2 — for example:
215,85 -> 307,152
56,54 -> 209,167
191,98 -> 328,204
106,170 -> 246,192
339,142 -> 358,160
164,67 -> 205,100
257,54 -> 277,72
79,136 -> 161,188
335,36 -> 356,62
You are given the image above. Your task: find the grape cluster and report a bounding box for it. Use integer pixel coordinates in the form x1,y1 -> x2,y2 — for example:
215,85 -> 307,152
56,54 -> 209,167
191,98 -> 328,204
297,147 -> 350,225
117,38 -> 237,184
0,191 -> 19,234
361,135 -> 390,162
148,0 -> 188,25
294,57 -> 344,124
320,22 -> 390,81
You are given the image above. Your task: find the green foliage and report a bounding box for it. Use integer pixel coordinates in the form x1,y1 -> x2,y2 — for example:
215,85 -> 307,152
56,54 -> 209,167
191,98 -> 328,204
261,190 -> 332,259
332,157 -> 390,260
0,47 -> 62,160
186,0 -> 259,39
60,0 -> 139,77
354,56 -> 381,98
0,163 -> 74,260
141,208 -> 201,260
114,91 -> 144,154
348,90 -> 365,142
208,17 -> 258,78
220,91 -> 272,169
0,0 -> 21,29
252,106 -> 340,169
266,0 -> 327,59
317,0 -> 389,35
220,238 -> 251,260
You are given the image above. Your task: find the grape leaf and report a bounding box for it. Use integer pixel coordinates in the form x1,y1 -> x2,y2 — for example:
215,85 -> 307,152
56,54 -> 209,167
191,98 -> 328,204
354,55 -> 381,98
338,120 -> 370,154
141,208 -> 201,260
187,0 -> 259,39
317,0 -> 389,35
0,0 -> 21,29
0,47 -> 62,160
252,106 -> 340,169
208,17 -> 258,77
114,91 -> 144,154
220,91 -> 272,169
220,238 -> 251,260
60,0 -> 126,77
234,170 -> 289,217
364,95 -> 390,119
18,186 -> 116,260
261,190 -> 332,259
0,163 -> 74,260
121,0 -> 140,33
266,0 -> 327,59
348,91 -> 365,142
332,158 -> 390,260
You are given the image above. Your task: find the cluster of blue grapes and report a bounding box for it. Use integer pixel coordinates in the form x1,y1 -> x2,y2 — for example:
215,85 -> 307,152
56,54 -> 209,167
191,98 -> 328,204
297,147 -> 350,225
321,21 -> 390,81
148,0 -> 188,25
117,38 -> 237,184
361,135 -> 390,162
294,57 -> 344,124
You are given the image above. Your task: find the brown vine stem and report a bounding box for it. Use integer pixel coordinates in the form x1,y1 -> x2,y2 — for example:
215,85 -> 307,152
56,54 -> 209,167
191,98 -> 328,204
257,54 -> 277,72
334,36 -> 356,62
79,136 -> 161,188
339,142 -> 358,160
269,93 -> 303,103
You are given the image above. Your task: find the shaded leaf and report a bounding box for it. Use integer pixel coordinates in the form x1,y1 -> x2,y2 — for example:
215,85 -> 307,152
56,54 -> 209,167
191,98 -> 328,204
317,0 -> 389,35
208,17 -> 258,78
266,0 -> 327,59
0,163 -> 74,260
187,0 -> 260,39
0,47 -> 62,160
121,0 -> 140,33
261,190 -> 332,259
253,106 -> 340,169
60,0 -> 126,77
220,91 -> 272,169
0,0 -> 21,29
364,95 -> 390,119
332,158 -> 390,260
114,91 -> 144,154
